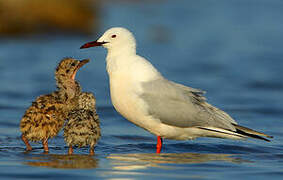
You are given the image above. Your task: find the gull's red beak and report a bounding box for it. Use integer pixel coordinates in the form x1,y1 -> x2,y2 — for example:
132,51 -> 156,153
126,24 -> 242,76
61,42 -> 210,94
80,40 -> 108,49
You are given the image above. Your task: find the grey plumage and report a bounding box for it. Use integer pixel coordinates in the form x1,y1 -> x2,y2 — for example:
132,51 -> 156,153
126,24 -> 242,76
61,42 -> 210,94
141,78 -> 272,141
64,92 -> 101,155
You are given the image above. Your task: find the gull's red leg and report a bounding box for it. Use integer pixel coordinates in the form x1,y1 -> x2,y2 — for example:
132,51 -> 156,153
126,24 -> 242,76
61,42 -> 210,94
156,136 -> 163,153
21,134 -> 32,151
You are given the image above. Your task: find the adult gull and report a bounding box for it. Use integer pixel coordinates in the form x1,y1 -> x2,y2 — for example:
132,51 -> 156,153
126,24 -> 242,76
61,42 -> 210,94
80,27 -> 272,153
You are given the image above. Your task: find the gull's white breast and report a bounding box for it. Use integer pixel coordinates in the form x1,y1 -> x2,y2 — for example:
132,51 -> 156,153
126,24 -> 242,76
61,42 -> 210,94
106,55 -> 162,133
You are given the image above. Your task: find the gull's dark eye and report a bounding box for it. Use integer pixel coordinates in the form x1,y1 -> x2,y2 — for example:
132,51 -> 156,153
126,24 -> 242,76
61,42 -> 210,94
111,35 -> 116,38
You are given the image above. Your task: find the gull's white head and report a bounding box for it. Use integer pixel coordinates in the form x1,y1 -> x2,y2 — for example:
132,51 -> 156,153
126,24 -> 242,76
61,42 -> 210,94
80,27 -> 136,54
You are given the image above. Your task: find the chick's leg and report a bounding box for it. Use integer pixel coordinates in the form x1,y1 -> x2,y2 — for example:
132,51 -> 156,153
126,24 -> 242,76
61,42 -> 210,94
89,146 -> 94,156
42,138 -> 49,153
68,146 -> 73,155
21,134 -> 32,151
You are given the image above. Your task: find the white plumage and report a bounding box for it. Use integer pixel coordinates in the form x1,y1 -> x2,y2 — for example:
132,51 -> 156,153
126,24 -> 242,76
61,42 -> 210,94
80,27 -> 272,153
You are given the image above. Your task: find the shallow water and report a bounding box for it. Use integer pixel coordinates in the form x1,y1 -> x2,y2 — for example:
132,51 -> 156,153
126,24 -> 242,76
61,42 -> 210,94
1,0 -> 283,179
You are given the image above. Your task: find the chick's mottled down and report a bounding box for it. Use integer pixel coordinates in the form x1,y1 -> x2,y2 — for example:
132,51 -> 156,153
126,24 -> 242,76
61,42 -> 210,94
20,58 -> 89,152
64,93 -> 101,155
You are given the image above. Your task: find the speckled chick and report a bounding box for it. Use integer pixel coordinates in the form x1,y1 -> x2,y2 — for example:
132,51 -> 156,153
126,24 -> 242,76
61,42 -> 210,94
64,92 -> 101,155
20,58 -> 89,153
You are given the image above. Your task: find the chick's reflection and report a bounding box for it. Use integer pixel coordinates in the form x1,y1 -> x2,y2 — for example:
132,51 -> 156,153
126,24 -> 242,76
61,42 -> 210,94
25,154 -> 98,169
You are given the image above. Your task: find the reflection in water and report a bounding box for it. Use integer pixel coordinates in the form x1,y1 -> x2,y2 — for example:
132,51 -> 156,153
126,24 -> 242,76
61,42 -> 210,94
24,154 -> 98,169
108,153 -> 249,170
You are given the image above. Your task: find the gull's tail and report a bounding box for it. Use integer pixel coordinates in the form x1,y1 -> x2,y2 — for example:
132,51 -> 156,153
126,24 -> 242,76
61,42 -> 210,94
233,124 -> 273,142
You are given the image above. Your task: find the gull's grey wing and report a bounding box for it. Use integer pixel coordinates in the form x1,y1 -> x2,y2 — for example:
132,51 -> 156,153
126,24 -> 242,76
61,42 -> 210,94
140,79 -> 237,131
168,81 -> 206,102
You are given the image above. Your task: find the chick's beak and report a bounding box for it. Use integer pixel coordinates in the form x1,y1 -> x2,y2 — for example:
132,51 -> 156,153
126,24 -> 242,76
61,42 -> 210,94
80,40 -> 108,49
78,59 -> 90,68
71,59 -> 90,80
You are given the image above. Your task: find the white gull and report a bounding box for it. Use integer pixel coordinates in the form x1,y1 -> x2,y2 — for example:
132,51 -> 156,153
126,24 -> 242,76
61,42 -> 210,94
80,27 -> 272,153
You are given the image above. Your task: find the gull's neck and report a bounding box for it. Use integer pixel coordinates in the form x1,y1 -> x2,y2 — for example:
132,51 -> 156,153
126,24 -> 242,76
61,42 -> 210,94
107,43 -> 136,58
106,47 -> 163,83
106,46 -> 137,75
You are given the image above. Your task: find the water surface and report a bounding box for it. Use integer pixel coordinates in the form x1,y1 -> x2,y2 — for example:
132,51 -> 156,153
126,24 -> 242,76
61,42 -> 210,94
0,0 -> 283,179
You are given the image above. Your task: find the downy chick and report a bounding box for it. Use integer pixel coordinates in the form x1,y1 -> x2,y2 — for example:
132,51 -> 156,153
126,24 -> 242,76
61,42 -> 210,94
20,58 -> 89,153
64,92 -> 101,155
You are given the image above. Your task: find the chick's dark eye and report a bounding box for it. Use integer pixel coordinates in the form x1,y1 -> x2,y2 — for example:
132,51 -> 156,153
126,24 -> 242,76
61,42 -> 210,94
111,35 -> 116,38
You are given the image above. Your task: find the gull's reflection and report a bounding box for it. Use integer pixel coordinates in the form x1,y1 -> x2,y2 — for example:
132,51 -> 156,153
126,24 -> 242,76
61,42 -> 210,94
107,153 -> 248,170
25,154 -> 98,169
